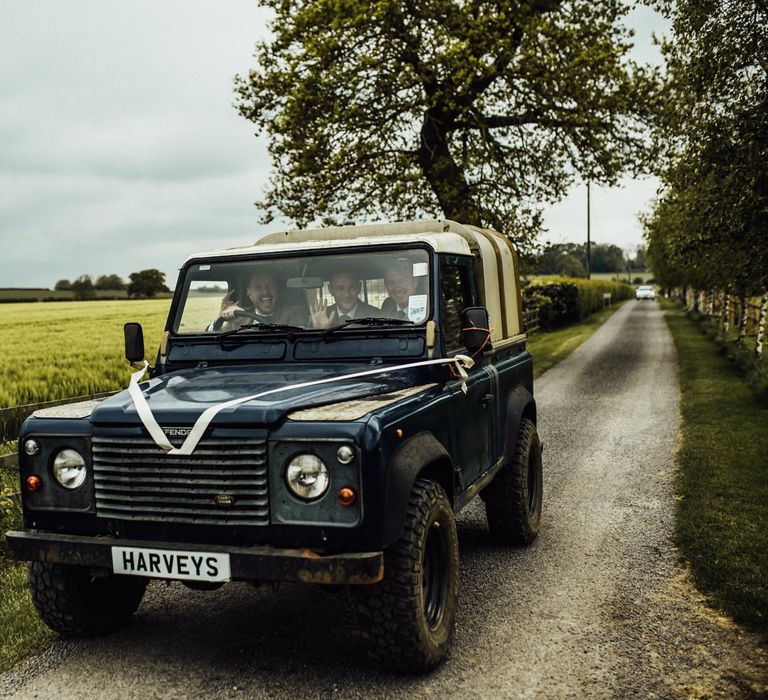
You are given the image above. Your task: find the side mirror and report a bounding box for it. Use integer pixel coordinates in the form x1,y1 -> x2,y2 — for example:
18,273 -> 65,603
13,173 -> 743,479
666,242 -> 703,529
124,322 -> 145,363
460,307 -> 492,354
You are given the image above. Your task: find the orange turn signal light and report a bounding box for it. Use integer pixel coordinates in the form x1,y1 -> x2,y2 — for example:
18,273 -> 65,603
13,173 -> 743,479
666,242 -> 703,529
338,487 -> 357,507
395,428 -> 404,439
26,475 -> 42,492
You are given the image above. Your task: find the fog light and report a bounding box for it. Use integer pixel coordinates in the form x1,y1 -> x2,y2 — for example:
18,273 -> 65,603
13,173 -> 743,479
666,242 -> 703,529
24,439 -> 40,456
52,448 -> 87,490
338,487 -> 357,507
26,475 -> 42,492
336,445 -> 354,464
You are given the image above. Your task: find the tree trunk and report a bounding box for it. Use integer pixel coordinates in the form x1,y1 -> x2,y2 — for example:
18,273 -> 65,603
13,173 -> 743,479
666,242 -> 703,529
737,293 -> 748,345
708,289 -> 714,316
757,292 -> 767,359
723,293 -> 731,336
417,110 -> 482,227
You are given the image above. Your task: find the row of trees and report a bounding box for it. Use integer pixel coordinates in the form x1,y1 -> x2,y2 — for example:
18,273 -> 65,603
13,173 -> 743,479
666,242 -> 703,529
533,243 -> 646,279
643,0 -> 767,355
54,270 -> 170,300
55,274 -> 126,292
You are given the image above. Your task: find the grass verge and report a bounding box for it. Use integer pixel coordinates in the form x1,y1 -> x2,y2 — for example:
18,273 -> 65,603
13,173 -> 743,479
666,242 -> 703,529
1,466 -> 54,673
661,298 -> 768,636
527,301 -> 627,378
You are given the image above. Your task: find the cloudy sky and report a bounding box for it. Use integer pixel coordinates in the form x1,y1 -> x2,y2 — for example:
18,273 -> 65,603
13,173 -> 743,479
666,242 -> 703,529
0,2 -> 669,290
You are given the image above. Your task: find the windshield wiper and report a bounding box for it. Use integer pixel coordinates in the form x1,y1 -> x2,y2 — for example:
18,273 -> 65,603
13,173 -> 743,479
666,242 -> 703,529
321,316 -> 414,338
218,323 -> 305,342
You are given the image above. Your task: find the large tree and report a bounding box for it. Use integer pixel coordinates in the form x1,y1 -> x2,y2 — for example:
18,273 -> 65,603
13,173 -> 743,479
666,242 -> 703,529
127,270 -> 170,298
236,0 -> 657,252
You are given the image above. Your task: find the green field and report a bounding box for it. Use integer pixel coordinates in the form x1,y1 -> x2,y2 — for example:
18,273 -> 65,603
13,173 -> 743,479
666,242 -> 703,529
0,298 -> 172,671
0,299 -> 170,407
589,271 -> 654,283
529,271 -> 654,284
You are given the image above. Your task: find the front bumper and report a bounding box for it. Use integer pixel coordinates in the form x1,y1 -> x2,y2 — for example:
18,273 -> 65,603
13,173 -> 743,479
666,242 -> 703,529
5,530 -> 384,585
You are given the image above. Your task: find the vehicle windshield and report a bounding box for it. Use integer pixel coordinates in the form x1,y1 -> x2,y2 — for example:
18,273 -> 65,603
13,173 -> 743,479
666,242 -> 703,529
173,248 -> 431,335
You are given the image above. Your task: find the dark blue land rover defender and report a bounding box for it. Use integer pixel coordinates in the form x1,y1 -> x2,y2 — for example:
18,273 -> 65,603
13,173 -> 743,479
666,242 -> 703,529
7,220 -> 542,671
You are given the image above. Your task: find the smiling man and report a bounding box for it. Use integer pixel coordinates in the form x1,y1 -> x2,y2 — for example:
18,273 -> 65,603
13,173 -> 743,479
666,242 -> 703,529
382,262 -> 420,320
309,270 -> 381,328
212,269 -> 306,330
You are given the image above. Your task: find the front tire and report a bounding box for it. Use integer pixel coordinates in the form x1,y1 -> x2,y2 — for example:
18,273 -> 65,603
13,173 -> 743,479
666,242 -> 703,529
356,479 -> 459,672
28,561 -> 147,637
482,418 -> 543,545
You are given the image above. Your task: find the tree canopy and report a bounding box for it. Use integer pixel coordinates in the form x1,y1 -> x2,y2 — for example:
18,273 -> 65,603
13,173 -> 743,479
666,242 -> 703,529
127,270 -> 170,298
71,274 -> 96,301
95,274 -> 126,291
644,0 -> 768,293
236,0 -> 658,253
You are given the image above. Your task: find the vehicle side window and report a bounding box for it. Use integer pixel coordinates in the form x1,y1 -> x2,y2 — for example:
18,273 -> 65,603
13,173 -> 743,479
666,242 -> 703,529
440,264 -> 472,352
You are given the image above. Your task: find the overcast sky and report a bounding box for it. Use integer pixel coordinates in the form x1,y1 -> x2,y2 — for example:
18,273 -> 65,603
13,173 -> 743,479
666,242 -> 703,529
0,2 -> 669,290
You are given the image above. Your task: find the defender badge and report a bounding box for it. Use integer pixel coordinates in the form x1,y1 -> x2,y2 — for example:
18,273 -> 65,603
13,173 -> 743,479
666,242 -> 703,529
162,427 -> 192,437
214,494 -> 236,507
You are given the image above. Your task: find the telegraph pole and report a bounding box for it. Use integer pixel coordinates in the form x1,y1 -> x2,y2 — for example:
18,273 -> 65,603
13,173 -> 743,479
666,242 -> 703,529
586,180 -> 592,280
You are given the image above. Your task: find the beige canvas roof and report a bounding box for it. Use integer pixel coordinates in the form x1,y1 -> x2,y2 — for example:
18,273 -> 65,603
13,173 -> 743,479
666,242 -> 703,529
184,219 -> 523,341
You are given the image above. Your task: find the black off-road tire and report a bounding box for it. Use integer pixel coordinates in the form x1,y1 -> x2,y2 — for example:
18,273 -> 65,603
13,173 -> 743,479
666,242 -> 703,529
28,561 -> 147,637
482,418 -> 543,546
356,479 -> 459,672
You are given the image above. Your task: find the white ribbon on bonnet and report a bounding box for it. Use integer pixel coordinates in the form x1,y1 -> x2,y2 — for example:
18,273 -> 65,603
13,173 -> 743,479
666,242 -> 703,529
128,355 -> 476,456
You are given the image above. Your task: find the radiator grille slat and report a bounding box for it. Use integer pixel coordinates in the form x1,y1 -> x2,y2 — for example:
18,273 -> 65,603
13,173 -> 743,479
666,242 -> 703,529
92,435 -> 269,526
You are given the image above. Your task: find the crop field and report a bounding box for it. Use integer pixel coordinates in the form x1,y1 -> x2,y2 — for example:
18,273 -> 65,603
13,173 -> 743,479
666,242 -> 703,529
529,271 -> 654,284
587,271 -> 654,283
0,300 -> 171,408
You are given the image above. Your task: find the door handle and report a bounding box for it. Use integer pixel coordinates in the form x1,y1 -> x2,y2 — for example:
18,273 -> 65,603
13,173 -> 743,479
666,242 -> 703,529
480,393 -> 494,406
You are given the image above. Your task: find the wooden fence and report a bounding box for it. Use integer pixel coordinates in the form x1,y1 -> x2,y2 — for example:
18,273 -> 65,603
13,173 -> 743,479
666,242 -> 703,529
523,308 -> 540,336
680,289 -> 767,355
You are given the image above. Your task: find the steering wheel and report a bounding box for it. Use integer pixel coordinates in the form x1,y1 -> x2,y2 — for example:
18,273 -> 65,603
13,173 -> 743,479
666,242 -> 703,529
231,309 -> 261,321
210,308 -> 260,331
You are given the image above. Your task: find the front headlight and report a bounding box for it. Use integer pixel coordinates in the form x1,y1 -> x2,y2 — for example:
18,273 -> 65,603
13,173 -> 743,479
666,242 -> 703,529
285,454 -> 329,501
52,448 -> 87,490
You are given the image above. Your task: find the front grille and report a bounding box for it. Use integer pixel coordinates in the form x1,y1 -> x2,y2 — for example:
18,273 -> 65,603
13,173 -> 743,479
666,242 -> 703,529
92,436 -> 269,526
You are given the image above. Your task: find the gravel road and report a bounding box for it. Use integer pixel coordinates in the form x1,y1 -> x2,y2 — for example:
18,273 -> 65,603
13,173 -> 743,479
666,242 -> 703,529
3,301 -> 767,699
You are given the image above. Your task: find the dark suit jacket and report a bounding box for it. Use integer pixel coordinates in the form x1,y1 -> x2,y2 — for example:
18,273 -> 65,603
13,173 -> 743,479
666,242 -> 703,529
379,297 -> 410,319
380,297 -> 396,317
325,300 -> 382,323
211,303 -> 307,331
254,304 -> 307,326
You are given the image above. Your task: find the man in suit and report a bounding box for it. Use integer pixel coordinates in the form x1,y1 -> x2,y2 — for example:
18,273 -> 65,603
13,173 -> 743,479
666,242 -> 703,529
308,270 -> 381,328
212,270 -> 306,330
381,262 -> 421,321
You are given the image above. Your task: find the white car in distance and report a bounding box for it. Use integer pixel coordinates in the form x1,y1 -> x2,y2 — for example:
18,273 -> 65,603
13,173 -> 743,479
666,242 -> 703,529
635,285 -> 656,301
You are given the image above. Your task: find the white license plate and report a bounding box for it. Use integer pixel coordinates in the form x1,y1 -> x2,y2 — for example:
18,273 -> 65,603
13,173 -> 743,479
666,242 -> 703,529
112,546 -> 231,582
